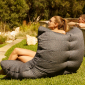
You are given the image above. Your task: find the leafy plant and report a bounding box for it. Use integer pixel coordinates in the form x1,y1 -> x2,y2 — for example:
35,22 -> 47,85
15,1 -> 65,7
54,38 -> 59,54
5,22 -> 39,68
19,22 -> 40,37
0,35 -> 7,44
0,0 -> 29,28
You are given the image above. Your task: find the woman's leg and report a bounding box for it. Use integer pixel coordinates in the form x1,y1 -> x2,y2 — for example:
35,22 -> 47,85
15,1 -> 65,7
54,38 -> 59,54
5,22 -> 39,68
8,48 -> 36,61
0,48 -> 36,76
17,56 -> 33,63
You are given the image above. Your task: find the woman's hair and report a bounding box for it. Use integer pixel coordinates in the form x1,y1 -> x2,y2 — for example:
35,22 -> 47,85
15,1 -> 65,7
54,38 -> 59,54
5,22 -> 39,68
53,16 -> 69,32
80,14 -> 85,21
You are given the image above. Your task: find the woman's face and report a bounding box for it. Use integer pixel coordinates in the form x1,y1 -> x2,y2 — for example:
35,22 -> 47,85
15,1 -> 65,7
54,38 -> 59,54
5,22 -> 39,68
48,17 -> 57,29
78,17 -> 85,23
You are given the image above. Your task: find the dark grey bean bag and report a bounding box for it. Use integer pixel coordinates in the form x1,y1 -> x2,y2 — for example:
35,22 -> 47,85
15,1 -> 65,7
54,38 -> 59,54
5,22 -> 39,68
1,26 -> 84,79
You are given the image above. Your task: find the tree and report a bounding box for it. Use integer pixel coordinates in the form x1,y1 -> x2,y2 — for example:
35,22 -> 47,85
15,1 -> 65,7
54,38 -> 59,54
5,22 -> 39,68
68,0 -> 84,18
0,0 -> 10,31
0,0 -> 29,28
0,0 -> 85,29
26,0 -> 49,21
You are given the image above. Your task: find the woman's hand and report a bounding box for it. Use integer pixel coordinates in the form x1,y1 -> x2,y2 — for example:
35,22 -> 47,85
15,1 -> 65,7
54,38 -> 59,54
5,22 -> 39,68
77,23 -> 85,28
68,22 -> 85,28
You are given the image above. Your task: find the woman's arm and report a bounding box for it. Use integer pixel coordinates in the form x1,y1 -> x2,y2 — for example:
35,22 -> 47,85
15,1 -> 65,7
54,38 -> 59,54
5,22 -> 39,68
68,22 -> 77,26
68,22 -> 85,28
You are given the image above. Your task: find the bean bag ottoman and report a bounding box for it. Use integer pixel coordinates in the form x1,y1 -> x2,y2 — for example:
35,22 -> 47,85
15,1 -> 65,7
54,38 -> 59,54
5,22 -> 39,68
1,26 -> 84,79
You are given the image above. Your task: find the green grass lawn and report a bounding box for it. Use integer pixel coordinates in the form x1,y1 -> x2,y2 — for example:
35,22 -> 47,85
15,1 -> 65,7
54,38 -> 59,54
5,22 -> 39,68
0,39 -> 85,85
0,43 -> 7,48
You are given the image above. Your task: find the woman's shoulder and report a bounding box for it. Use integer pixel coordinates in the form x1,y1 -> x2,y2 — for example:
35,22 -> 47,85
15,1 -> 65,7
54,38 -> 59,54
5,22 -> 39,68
52,29 -> 66,34
57,30 -> 66,34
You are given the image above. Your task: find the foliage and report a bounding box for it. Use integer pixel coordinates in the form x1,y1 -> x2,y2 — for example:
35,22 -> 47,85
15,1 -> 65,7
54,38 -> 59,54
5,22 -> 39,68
0,0 -> 85,29
68,0 -> 84,18
15,22 -> 40,39
26,0 -> 85,20
0,35 -> 7,44
0,0 -> 29,28
26,0 -> 49,21
0,22 -> 11,32
19,22 -> 40,37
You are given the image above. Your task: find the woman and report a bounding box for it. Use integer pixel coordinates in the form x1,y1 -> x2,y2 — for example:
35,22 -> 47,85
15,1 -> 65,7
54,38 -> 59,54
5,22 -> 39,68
68,14 -> 85,28
7,16 -> 69,63
0,16 -> 69,76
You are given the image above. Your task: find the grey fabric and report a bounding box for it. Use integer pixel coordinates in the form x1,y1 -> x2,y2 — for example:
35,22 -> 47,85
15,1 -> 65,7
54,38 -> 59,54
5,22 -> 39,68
1,26 -> 84,79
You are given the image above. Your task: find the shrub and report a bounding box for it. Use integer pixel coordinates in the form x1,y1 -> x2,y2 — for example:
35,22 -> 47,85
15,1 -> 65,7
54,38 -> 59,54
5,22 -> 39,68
0,35 -> 7,44
17,22 -> 40,38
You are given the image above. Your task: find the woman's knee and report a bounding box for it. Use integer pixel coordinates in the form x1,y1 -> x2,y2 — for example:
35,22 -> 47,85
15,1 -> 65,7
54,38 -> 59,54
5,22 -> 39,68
13,48 -> 20,54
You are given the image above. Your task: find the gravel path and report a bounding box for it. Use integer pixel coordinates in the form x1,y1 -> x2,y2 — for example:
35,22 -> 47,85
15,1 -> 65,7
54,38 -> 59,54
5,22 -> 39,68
0,39 -> 23,61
